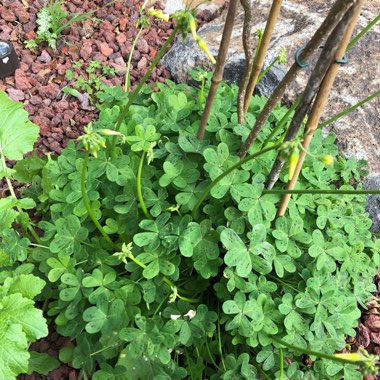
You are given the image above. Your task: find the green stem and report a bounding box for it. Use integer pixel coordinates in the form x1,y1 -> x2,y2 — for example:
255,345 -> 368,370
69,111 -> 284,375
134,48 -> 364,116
125,27 -> 143,92
318,90 -> 380,129
217,303 -> 226,371
267,274 -> 299,293
205,338 -> 220,370
262,96 -> 301,147
1,155 -> 41,244
110,26 -> 179,157
252,30 -> 264,69
279,348 -> 284,380
272,337 -> 368,365
81,150 -> 116,248
257,57 -> 278,83
346,14 -> 380,51
192,142 -> 283,217
264,189 -> 380,195
137,151 -> 151,219
90,343 -> 118,357
127,252 -> 199,303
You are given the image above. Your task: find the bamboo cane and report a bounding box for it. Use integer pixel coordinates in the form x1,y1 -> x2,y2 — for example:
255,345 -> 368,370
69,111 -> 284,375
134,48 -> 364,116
265,3 -> 359,190
242,0 -> 282,118
237,0 -> 357,159
197,0 -> 239,140
276,0 -> 365,217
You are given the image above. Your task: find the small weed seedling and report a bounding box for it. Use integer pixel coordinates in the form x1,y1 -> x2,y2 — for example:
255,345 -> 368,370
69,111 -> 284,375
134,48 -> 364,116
63,60 -> 116,102
25,0 -> 100,49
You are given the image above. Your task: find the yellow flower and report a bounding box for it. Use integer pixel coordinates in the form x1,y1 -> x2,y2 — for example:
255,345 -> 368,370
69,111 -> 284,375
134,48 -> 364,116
334,352 -> 364,362
320,154 -> 334,165
196,37 -> 216,64
147,7 -> 170,22
189,15 -> 197,41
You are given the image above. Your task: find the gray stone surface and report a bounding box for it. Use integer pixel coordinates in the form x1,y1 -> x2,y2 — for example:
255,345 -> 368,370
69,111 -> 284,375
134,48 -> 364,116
364,176 -> 380,233
162,0 -> 380,174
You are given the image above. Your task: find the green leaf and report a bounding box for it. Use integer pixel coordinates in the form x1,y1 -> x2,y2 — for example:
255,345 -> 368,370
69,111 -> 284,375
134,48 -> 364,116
27,352 -> 60,375
221,228 -> 252,277
47,252 -> 74,282
2,274 -> 45,299
0,323 -> 29,379
0,293 -> 48,340
12,153 -> 46,182
49,215 -> 88,255
0,90 -> 39,160
0,229 -> 30,263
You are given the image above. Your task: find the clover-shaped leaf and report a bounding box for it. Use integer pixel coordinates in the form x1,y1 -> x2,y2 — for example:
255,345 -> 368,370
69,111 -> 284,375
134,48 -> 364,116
126,124 -> 160,152
308,230 -> 346,272
133,212 -> 171,250
221,228 -> 251,277
159,157 -> 200,190
278,293 -> 309,333
221,225 -> 274,277
233,174 -> 278,227
83,295 -> 124,334
203,143 -> 249,199
272,216 -> 311,259
136,248 -> 176,279
0,229 -> 30,263
47,252 -> 75,282
223,291 -> 263,337
49,215 -> 88,256
273,254 -> 296,278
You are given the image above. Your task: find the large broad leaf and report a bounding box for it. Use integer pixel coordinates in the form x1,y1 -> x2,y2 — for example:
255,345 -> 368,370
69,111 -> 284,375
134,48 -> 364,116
0,293 -> 48,341
27,352 -> 60,375
0,90 -> 39,160
0,323 -> 29,379
0,274 -> 48,379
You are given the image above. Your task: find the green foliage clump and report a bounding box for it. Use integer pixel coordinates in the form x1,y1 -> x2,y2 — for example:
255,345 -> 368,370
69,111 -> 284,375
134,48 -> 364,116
0,74 -> 378,379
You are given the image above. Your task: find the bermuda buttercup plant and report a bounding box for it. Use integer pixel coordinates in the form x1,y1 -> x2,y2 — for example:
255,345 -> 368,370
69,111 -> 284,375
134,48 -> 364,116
2,1 -> 380,379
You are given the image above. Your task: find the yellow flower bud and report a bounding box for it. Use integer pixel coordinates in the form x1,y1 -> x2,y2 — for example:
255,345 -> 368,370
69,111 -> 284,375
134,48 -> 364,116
288,149 -> 299,180
189,15 -> 197,41
320,154 -> 334,165
98,129 -> 121,136
196,37 -> 216,65
147,7 -> 169,22
334,353 -> 364,362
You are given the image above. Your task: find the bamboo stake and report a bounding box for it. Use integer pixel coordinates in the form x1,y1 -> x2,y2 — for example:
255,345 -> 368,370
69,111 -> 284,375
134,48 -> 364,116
197,0 -> 239,140
276,0 -> 364,217
237,0 -> 255,125
265,3 -> 359,190
237,0 -> 356,159
242,0 -> 282,118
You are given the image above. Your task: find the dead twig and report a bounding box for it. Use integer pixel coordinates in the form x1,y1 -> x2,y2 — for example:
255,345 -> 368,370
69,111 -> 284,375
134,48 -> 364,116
237,0 -> 255,125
